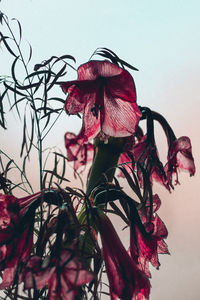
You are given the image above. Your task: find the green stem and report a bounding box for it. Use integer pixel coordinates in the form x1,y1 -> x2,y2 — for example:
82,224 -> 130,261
78,137 -> 125,225
86,137 -> 125,196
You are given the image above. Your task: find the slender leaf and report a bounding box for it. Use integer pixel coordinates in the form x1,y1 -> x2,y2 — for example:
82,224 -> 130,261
26,114 -> 35,156
48,97 -> 65,104
0,33 -> 17,57
27,42 -> 32,64
25,70 -> 54,81
12,18 -> 22,44
4,82 -> 27,97
20,114 -> 27,157
47,64 -> 67,91
53,54 -> 76,65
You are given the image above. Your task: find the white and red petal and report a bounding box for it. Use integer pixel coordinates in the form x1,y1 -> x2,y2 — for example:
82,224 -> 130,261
102,94 -> 141,137
82,100 -> 101,141
165,136 -> 195,187
175,136 -> 195,175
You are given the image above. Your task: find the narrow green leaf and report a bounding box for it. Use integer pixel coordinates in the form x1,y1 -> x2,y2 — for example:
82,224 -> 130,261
47,64 -> 66,91
0,33 -> 17,57
11,18 -> 22,44
4,82 -> 27,97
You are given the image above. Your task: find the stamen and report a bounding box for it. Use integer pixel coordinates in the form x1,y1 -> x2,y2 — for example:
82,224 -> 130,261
91,103 -> 102,118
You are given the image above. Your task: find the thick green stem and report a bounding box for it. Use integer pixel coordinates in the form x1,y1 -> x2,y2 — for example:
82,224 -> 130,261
86,137 -> 125,196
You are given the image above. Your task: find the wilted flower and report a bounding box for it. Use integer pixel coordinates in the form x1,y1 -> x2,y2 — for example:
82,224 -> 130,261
123,135 -> 167,189
96,210 -> 150,300
130,194 -> 169,277
65,132 -> 94,175
23,249 -> 94,300
61,60 -> 141,142
165,136 -> 195,188
0,192 -> 41,288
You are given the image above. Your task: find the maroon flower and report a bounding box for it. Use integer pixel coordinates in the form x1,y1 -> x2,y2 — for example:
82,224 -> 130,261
23,249 -> 94,300
165,136 -> 195,188
0,192 -> 41,289
65,132 -> 94,175
96,210 -> 150,300
125,135 -> 167,189
130,195 -> 169,278
61,60 -> 141,142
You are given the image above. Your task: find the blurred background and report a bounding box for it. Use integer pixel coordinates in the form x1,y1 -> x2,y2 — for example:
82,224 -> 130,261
0,0 -> 199,299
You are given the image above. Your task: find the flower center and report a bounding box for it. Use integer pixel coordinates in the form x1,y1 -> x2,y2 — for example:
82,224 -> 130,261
91,103 -> 103,118
90,76 -> 106,118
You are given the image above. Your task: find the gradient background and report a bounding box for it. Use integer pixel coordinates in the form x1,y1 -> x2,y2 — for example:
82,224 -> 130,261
0,1 -> 200,299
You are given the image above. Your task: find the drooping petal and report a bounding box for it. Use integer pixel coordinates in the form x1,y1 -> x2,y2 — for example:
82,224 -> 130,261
23,256 -> 56,290
60,251 -> 94,287
0,264 -> 18,289
130,195 -> 169,278
173,136 -> 195,175
23,250 -> 93,300
128,136 -> 168,189
106,71 -> 136,103
63,80 -> 99,114
102,93 -> 141,137
0,193 -> 41,289
65,132 -> 94,173
165,136 -> 195,187
0,197 -> 10,229
82,98 -> 101,141
97,211 -> 150,300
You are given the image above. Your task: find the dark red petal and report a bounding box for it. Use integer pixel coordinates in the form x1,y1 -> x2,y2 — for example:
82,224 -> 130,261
65,132 -> 93,166
97,212 -> 150,300
61,80 -> 79,93
64,80 -> 99,115
107,70 -> 136,103
177,151 -> 195,175
165,136 -> 195,188
174,136 -> 195,175
60,251 -> 93,286
157,239 -> 170,254
77,60 -> 123,80
23,256 -> 55,290
64,84 -> 86,114
0,265 -> 17,289
153,214 -> 168,239
0,245 -> 6,261
152,194 -> 161,213
0,196 -> 10,229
